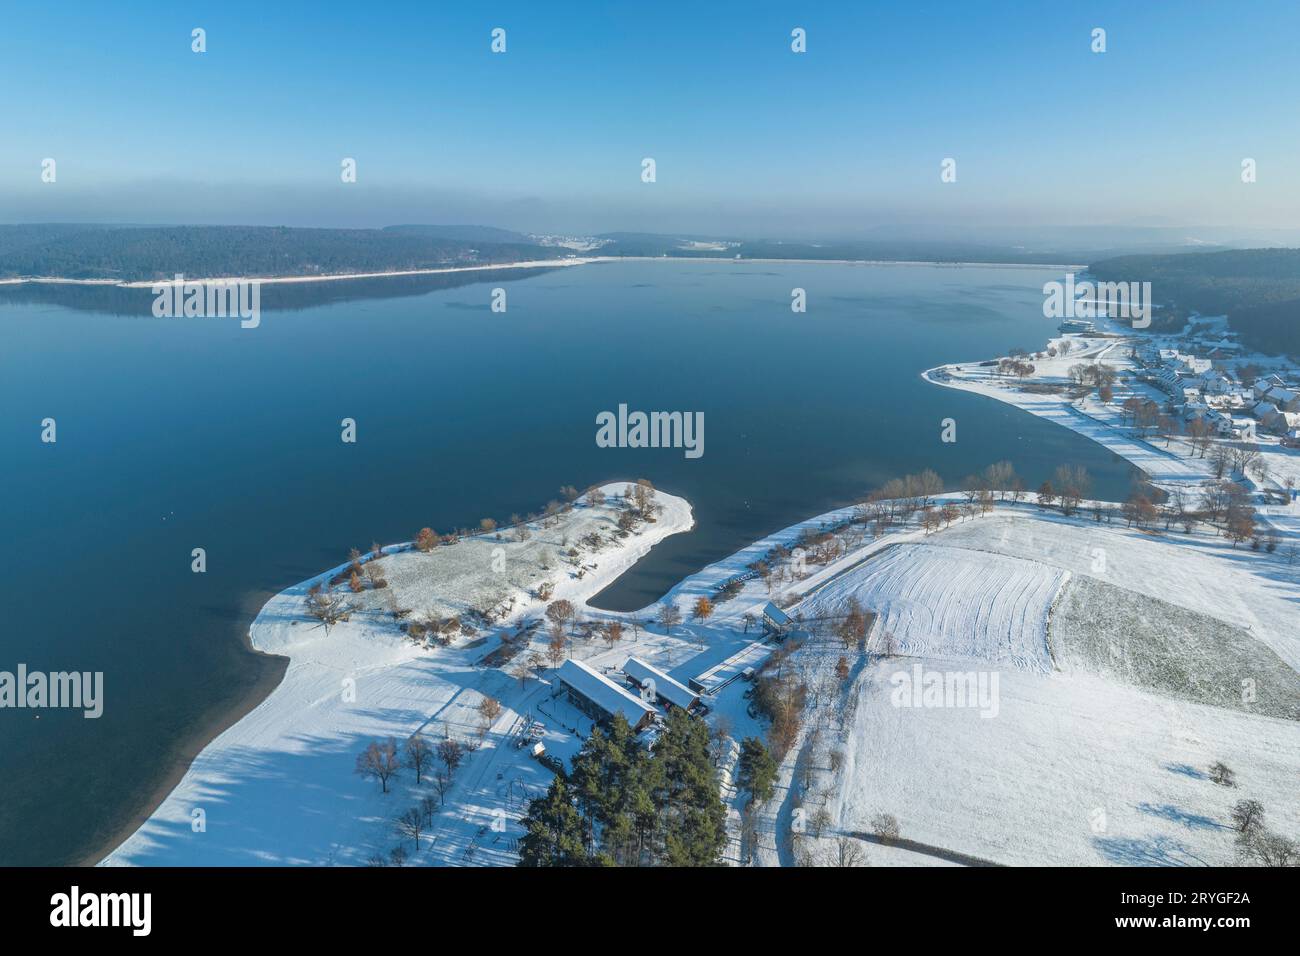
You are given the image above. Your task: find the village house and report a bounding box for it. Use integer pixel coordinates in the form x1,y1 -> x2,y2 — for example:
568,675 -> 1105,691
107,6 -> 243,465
1264,385 -> 1300,413
1175,354 -> 1213,376
1191,370 -> 1233,395
1151,366 -> 1184,395
1253,375 -> 1288,400
1252,399 -> 1281,427
1275,411 -> 1300,437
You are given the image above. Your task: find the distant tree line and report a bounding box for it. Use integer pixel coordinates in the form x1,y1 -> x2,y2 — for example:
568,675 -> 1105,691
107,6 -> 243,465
1090,248 -> 1300,356
0,224 -> 556,281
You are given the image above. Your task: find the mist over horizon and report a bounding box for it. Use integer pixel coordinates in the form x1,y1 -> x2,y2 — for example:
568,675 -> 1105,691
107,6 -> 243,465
3,1 -> 1299,245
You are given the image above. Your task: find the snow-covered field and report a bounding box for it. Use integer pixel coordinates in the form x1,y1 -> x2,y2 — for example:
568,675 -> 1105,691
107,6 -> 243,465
1054,575 -> 1300,719
775,508 -> 1300,868
832,663 -> 1300,866
802,543 -> 1063,674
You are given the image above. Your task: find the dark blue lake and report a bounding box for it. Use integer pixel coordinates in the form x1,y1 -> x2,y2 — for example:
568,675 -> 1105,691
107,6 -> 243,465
0,259 -> 1137,864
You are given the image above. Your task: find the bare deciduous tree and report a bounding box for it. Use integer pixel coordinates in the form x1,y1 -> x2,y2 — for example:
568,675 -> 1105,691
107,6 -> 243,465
355,738 -> 401,793
545,599 -> 575,632
397,806 -> 425,850
657,602 -> 682,634
1230,799 -> 1265,839
546,627 -> 567,669
419,795 -> 438,829
477,696 -> 502,736
1208,761 -> 1237,787
823,837 -> 867,867
403,733 -> 433,784
432,769 -> 452,806
870,812 -> 901,844
437,738 -> 465,777
304,584 -> 356,633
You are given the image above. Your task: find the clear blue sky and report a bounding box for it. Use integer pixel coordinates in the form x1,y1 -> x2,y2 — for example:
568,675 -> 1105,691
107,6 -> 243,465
1,0 -> 1296,236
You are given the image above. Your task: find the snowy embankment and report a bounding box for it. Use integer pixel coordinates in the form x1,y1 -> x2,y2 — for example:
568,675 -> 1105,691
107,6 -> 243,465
102,483 -> 692,866
924,341 -> 1211,490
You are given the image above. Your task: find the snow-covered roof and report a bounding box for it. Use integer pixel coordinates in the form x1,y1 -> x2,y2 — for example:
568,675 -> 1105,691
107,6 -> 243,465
762,601 -> 792,627
557,659 -> 655,727
621,657 -> 699,710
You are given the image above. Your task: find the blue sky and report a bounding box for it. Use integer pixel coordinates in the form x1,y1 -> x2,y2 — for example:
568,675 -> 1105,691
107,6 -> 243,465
1,0 -> 1297,236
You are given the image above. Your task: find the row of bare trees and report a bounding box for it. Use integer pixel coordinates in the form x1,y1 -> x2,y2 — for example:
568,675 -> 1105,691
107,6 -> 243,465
408,481 -> 646,557
358,702 -> 507,866
355,732 -> 471,795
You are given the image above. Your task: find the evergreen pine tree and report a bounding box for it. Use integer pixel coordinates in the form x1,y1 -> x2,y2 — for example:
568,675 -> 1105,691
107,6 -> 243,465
737,736 -> 779,805
517,777 -> 589,866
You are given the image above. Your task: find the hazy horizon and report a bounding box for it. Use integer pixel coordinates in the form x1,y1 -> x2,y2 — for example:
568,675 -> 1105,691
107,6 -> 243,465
3,1 -> 1298,238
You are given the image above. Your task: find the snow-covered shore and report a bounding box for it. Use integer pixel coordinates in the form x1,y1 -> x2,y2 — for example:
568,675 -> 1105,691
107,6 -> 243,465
100,474 -> 1300,867
0,257 -> 599,289
102,483 -> 693,866
0,254 -> 1085,290
924,338 -> 1214,490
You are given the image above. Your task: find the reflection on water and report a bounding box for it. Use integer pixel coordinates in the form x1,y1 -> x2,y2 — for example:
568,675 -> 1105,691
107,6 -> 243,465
0,265 -> 566,315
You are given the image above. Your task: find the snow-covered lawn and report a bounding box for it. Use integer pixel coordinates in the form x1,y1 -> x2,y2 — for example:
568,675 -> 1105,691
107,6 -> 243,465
801,542 -> 1063,674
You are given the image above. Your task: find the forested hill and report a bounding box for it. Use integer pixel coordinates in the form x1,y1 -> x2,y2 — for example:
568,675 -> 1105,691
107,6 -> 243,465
0,224 -> 557,282
1089,248 -> 1300,356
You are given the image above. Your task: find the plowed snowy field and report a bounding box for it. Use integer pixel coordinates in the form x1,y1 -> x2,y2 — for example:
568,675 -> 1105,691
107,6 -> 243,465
802,543 -> 1065,673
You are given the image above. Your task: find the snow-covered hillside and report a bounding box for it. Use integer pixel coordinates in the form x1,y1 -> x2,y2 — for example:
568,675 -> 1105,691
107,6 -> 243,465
764,506 -> 1300,868
802,543 -> 1064,674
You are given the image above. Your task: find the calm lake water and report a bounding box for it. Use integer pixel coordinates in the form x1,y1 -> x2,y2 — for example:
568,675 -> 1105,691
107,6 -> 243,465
0,260 -> 1138,864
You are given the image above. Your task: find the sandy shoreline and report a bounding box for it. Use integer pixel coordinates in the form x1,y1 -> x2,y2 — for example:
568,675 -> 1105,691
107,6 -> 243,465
0,255 -> 1083,290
